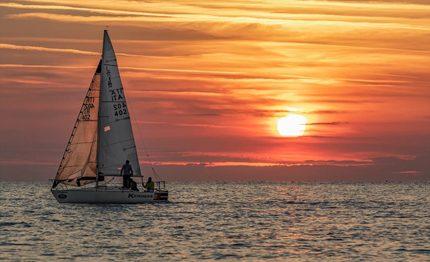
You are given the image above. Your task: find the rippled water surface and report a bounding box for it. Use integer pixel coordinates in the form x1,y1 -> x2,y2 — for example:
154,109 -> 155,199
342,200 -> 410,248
0,182 -> 429,261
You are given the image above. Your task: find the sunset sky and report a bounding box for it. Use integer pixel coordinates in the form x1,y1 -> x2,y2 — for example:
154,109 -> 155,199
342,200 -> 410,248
1,0 -> 429,181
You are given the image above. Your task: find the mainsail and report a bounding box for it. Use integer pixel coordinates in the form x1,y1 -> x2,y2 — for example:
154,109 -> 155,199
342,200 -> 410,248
53,61 -> 101,187
97,30 -> 142,177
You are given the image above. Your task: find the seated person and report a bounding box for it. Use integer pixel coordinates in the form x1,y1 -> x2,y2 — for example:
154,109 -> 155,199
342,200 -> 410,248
130,179 -> 138,191
144,177 -> 155,192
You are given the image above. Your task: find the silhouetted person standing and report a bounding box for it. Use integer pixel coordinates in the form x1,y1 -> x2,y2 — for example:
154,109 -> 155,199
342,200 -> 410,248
121,160 -> 133,188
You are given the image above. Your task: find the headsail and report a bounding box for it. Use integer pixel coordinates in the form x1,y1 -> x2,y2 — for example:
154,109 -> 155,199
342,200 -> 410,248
52,61 -> 101,188
97,30 -> 142,177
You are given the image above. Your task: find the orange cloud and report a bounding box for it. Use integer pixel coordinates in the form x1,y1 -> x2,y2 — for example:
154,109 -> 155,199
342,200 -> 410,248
0,43 -> 99,55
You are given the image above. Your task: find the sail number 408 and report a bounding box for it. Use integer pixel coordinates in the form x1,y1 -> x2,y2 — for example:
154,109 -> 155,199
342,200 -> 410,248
113,103 -> 128,116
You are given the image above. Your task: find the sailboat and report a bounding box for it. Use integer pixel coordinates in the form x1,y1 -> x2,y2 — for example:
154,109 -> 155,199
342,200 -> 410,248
51,30 -> 168,203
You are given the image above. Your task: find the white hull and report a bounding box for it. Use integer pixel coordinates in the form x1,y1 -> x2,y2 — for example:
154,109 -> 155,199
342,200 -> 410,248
51,187 -> 168,204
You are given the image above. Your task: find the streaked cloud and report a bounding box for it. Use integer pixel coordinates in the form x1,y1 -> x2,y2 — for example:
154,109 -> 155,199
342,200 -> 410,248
0,43 -> 149,58
0,43 -> 99,55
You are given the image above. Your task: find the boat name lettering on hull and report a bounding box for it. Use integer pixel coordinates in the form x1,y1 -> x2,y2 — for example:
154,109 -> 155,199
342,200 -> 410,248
128,193 -> 152,199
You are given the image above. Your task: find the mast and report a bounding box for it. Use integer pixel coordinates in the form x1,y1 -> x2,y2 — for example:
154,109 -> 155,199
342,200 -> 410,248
95,31 -> 108,188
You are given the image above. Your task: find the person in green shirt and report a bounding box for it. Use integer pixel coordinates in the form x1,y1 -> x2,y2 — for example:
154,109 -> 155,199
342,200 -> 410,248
144,177 -> 155,192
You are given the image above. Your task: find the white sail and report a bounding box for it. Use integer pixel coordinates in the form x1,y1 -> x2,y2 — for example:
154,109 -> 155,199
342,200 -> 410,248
53,61 -> 101,187
97,30 -> 142,177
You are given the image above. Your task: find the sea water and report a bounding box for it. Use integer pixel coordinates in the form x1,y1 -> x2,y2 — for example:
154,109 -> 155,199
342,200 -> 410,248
0,181 -> 429,261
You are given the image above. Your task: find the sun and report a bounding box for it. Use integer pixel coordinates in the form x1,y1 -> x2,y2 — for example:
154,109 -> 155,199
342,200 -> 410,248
277,113 -> 307,137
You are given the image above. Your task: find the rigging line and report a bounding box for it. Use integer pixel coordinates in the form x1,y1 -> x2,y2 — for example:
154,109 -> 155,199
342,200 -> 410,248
102,176 -> 115,185
125,86 -> 163,181
128,99 -> 162,181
